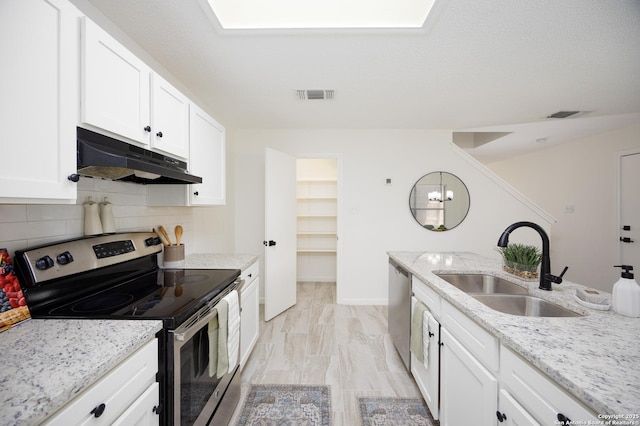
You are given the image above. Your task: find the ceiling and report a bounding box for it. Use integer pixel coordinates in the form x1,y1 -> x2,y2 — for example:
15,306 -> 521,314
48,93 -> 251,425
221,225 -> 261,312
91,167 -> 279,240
81,0 -> 640,163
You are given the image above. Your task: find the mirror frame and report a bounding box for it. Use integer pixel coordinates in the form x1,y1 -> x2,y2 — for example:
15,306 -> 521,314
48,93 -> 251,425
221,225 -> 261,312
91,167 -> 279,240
408,171 -> 470,231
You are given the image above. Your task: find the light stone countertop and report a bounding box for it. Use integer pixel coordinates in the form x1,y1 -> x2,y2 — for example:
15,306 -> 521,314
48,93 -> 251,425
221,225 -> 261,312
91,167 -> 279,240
388,251 -> 640,416
184,253 -> 259,271
0,319 -> 162,426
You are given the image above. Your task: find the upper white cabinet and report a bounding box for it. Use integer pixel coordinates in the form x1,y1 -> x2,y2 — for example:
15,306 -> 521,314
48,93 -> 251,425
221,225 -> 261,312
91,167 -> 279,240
81,17 -> 151,146
188,104 -> 226,205
0,0 -> 80,203
150,73 -> 190,158
148,103 -> 226,206
81,18 -> 189,159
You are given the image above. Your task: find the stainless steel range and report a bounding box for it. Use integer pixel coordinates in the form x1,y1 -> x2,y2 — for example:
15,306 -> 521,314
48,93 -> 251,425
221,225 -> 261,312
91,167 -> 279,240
14,232 -> 242,426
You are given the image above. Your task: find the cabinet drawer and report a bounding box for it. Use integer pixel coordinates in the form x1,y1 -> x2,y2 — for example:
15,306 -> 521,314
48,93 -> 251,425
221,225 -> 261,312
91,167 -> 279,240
441,300 -> 498,372
412,276 -> 441,318
500,346 -> 597,425
45,339 -> 158,425
241,261 -> 259,286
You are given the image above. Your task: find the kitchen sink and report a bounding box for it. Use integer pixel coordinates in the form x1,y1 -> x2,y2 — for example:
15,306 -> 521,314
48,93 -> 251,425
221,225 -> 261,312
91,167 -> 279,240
436,274 -> 528,295
472,294 -> 583,317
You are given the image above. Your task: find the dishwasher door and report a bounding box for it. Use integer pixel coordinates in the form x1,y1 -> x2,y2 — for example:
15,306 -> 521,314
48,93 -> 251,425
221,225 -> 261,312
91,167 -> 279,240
388,259 -> 411,370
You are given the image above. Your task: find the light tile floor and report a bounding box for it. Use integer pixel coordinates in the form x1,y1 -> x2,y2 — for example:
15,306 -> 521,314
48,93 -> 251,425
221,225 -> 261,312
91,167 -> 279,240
230,282 -> 422,425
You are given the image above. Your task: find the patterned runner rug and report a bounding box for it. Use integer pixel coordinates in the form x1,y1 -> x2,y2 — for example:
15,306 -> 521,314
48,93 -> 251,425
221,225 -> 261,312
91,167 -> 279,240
358,397 -> 436,426
236,384 -> 332,425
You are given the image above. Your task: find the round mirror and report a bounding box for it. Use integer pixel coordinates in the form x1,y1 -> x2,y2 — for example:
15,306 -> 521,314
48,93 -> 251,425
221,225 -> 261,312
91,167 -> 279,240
409,171 -> 470,231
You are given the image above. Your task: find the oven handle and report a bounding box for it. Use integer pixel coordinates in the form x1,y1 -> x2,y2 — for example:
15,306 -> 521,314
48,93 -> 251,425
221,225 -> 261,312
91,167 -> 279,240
171,280 -> 241,343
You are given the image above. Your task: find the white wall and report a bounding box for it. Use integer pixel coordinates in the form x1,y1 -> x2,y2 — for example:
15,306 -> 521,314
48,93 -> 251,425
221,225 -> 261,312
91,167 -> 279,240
231,128 -> 552,304
488,123 -> 640,292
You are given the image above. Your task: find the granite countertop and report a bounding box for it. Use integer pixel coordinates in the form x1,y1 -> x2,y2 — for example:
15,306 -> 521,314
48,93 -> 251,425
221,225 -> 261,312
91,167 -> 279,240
0,319 -> 162,426
184,253 -> 259,271
388,251 -> 640,416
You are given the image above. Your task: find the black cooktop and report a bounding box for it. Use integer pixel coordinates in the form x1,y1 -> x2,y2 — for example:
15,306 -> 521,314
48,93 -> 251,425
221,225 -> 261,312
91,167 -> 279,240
40,268 -> 239,328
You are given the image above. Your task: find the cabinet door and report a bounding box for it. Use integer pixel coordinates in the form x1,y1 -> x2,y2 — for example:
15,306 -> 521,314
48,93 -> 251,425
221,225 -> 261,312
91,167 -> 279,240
498,389 -> 540,426
112,382 -> 160,426
0,0 -> 78,202
240,275 -> 260,367
150,73 -> 189,158
440,328 -> 497,426
81,17 -> 151,146
188,104 -> 226,205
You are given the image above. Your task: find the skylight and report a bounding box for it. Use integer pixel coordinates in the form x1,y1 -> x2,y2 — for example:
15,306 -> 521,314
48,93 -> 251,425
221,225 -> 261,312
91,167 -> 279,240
206,0 -> 437,30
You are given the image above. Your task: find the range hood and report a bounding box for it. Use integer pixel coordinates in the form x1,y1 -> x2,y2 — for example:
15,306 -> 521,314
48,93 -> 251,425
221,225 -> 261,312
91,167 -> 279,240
76,127 -> 202,185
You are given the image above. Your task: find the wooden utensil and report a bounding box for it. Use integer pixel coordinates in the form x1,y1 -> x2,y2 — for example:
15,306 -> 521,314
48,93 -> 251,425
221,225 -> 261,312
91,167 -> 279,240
153,228 -> 169,246
175,225 -> 183,246
158,225 -> 173,246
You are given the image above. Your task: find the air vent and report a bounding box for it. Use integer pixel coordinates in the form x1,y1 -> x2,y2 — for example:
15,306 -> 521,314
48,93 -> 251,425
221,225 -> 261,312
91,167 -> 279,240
296,89 -> 335,100
546,111 -> 583,119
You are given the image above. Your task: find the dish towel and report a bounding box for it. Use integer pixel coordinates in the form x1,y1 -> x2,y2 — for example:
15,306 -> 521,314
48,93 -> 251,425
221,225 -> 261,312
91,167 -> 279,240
410,298 -> 428,363
216,290 -> 240,378
208,311 -> 219,378
422,310 -> 434,367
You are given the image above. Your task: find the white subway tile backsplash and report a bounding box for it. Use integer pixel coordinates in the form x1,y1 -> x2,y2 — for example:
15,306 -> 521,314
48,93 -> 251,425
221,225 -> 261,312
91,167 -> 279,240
1,180 -> 195,255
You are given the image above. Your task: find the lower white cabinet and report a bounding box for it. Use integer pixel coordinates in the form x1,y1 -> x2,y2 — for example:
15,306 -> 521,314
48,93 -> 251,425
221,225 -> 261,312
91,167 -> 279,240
498,389 -> 540,426
440,328 -> 498,426
45,339 -> 159,425
240,261 -> 260,367
500,346 -> 597,425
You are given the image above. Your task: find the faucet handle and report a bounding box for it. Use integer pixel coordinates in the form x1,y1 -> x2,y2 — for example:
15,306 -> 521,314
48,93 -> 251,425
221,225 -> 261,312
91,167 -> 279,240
547,266 -> 569,284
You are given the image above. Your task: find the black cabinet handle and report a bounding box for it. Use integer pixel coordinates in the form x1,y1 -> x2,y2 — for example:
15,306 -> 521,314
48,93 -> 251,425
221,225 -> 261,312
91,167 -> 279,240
496,411 -> 507,422
152,404 -> 162,415
263,240 -> 276,247
67,174 -> 80,182
144,125 -> 151,132
193,191 -> 199,196
557,413 -> 571,425
90,403 -> 106,418
428,331 -> 434,337
156,131 -> 163,138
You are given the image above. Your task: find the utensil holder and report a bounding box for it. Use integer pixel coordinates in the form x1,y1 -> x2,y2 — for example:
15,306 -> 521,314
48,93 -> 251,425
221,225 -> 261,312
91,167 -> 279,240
163,244 -> 185,268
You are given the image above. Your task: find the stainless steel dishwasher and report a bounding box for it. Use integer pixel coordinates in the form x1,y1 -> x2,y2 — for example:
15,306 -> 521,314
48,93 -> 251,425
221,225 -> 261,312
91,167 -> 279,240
388,258 -> 411,370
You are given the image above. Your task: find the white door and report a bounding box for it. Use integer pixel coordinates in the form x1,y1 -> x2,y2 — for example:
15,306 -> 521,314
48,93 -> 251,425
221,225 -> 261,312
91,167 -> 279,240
264,148 -> 297,321
620,152 -> 640,267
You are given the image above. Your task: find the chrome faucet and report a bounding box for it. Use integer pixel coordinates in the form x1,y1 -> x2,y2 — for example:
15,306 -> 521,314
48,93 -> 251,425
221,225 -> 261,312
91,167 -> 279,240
497,221 -> 568,291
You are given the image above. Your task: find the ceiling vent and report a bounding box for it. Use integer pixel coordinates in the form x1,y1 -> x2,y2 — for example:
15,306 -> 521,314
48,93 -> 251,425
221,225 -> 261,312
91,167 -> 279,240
297,89 -> 335,100
546,110 -> 586,119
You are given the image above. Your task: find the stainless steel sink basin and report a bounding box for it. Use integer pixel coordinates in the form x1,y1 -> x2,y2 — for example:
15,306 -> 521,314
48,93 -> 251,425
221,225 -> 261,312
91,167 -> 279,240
472,294 -> 583,317
436,274 -> 528,295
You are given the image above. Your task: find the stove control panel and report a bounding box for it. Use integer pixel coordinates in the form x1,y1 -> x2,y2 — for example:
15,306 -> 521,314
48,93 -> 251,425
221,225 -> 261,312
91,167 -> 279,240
15,232 -> 163,285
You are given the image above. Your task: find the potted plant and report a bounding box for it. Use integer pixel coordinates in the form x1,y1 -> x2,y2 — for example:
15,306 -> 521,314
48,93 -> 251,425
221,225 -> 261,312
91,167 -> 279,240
497,243 -> 542,280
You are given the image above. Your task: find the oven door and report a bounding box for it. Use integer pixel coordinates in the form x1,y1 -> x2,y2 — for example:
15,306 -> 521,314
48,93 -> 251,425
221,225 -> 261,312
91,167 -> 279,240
171,290 -> 240,425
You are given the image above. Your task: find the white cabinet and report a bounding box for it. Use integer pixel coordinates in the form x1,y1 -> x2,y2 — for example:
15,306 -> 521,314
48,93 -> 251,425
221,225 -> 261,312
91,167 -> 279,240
440,328 -> 498,426
147,104 -> 226,206
81,18 -> 190,159
45,339 -> 159,425
150,73 -> 190,158
500,346 -> 597,425
498,389 -> 540,426
240,260 -> 260,367
81,16 -> 151,146
0,0 -> 79,203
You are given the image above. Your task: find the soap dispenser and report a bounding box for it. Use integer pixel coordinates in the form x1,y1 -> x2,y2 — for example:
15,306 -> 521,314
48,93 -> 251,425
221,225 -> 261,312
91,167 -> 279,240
612,265 -> 640,317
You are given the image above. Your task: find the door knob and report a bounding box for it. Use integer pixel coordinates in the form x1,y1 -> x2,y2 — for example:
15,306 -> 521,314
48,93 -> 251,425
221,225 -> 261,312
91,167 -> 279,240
263,240 -> 276,247
620,237 -> 635,243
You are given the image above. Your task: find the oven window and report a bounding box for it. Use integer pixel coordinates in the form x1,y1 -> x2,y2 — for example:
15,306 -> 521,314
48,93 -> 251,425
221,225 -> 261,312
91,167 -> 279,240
180,325 -> 222,424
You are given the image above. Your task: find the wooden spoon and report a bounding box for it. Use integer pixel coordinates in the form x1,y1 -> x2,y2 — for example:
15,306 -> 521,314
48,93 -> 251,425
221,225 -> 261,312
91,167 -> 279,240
153,228 -> 169,246
175,225 -> 183,246
158,225 -> 173,246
